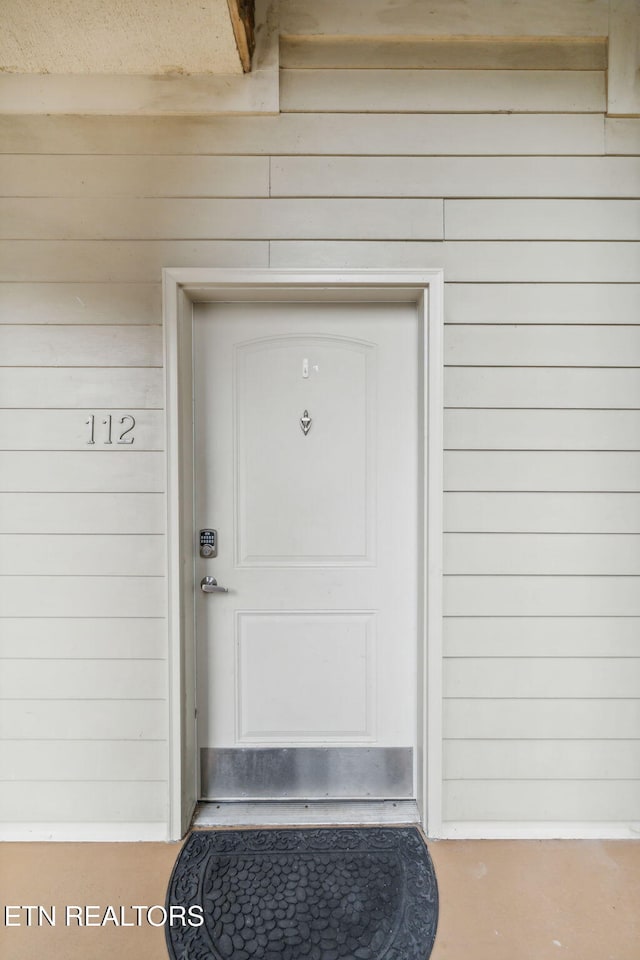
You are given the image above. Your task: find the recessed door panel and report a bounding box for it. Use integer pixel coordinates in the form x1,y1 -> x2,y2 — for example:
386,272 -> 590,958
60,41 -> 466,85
194,300 -> 419,800
236,336 -> 375,564
236,611 -> 375,741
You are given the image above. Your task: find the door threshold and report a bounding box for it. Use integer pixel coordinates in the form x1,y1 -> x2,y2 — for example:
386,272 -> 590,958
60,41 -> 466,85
192,800 -> 420,829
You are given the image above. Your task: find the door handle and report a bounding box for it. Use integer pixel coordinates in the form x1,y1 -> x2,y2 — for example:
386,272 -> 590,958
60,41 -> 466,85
200,576 -> 229,594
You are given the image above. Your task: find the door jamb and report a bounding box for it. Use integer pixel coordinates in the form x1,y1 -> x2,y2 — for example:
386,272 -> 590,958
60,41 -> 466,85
163,268 -> 444,841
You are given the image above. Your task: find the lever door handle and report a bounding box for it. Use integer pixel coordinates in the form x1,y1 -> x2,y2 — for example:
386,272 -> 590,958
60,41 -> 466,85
200,576 -> 228,594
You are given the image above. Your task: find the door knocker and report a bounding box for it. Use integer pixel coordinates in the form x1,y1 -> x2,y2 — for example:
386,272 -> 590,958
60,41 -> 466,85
300,410 -> 312,435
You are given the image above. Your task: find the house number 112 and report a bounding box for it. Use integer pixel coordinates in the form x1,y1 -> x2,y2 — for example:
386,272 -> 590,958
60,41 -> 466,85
86,414 -> 136,445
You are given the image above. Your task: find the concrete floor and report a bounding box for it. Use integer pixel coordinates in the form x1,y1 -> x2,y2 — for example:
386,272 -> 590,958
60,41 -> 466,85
0,838 -> 638,959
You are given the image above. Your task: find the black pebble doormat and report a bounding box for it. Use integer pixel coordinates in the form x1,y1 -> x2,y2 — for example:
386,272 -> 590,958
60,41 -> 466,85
166,827 -> 438,960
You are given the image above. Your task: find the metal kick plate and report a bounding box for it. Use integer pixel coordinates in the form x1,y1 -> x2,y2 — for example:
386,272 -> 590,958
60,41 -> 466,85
200,747 -> 414,800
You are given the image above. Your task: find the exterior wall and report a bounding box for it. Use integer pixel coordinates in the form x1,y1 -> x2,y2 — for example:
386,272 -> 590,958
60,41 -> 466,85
1,44 -> 639,839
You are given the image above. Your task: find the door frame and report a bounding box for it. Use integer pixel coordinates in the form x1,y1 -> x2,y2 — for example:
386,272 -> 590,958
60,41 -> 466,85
163,268 -> 444,841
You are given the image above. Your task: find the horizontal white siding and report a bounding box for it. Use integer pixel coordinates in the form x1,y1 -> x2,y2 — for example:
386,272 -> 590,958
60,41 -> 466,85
0,156 -> 270,197
0,241 -> 269,281
0,699 -> 166,740
444,697 -> 640,744
280,0 -> 610,39
271,157 -> 640,197
0,536 -> 165,575
445,326 -> 640,366
445,410 -> 640,449
444,781 -> 640,822
0,659 -> 165,699
1,50 -> 638,836
0,283 -> 161,325
0,198 -> 444,240
0,782 -> 167,823
0,368 -> 163,407
0,150 -> 173,826
0,493 -> 164,533
445,452 -> 640,490
0,452 -> 164,491
445,369 -> 640,407
445,617 -> 640,657
270,241 -> 640,281
0,325 -> 162,365
446,200 -> 640,239
0,113 -> 605,155
606,118 -> 640,154
0,577 -> 165,618
444,740 -> 640,780
0,618 -> 166,657
0,410 -> 163,450
4,240 -> 640,283
444,493 -> 640,533
445,578 -> 640,617
444,699 -> 640,740
445,658 -> 640,696
0,741 -> 167,781
280,37 -> 608,71
445,535 -> 640,575
280,69 -> 606,112
444,284 -> 640,325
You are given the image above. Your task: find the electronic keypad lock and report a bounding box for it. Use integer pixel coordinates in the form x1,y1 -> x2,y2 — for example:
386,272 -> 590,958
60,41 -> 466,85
199,529 -> 218,558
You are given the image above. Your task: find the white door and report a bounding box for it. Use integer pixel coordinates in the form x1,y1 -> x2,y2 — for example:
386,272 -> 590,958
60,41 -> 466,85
193,299 -> 419,800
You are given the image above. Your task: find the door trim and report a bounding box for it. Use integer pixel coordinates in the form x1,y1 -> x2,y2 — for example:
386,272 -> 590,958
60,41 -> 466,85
163,268 -> 444,841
